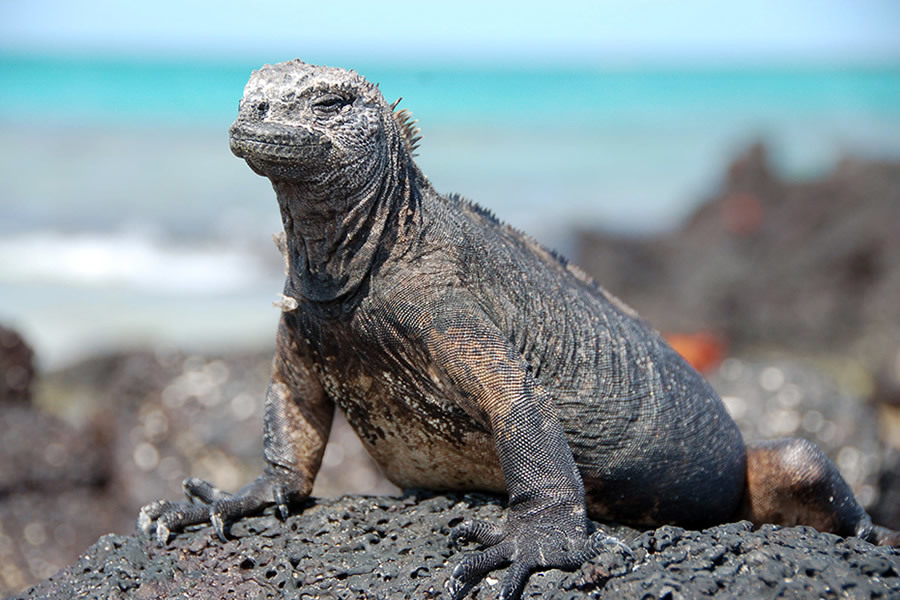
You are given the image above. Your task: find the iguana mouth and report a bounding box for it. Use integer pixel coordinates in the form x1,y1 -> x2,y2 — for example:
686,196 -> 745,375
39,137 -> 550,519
229,123 -> 331,162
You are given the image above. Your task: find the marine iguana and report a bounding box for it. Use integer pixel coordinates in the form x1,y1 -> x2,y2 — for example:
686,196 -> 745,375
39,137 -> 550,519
139,60 -> 899,599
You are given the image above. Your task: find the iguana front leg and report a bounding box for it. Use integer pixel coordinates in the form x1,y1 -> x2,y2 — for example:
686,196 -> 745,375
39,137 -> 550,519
138,316 -> 333,543
421,309 -> 632,600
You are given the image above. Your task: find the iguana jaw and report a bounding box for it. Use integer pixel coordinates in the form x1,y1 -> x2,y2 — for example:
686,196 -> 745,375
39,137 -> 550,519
229,122 -> 333,180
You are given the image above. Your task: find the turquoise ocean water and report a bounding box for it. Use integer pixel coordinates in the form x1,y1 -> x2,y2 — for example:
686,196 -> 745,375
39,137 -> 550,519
2,53 -> 899,365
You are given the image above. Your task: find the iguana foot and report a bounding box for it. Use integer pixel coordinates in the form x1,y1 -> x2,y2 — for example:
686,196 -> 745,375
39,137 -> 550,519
445,504 -> 633,600
137,473 -> 300,544
868,524 -> 900,547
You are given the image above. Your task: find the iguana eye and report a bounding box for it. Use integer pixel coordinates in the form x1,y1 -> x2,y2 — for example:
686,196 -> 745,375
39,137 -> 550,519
312,94 -> 350,114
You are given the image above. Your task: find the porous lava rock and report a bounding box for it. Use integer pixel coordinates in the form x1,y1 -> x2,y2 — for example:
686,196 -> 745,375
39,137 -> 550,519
11,492 -> 900,600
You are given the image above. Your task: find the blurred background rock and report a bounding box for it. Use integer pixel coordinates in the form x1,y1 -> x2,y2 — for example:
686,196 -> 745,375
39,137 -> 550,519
576,144 -> 900,363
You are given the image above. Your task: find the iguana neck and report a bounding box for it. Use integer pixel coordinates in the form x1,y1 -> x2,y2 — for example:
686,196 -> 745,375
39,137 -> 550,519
273,139 -> 420,307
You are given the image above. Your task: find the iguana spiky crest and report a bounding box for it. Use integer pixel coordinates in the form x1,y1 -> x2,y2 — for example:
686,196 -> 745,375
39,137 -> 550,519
391,100 -> 422,156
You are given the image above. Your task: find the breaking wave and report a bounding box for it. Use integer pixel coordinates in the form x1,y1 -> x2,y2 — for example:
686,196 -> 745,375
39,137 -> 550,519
0,231 -> 279,295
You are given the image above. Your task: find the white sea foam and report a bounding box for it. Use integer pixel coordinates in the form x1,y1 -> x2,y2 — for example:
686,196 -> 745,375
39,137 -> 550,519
0,231 -> 277,294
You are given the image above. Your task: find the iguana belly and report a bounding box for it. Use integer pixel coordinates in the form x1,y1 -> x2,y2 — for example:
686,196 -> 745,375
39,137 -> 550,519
318,361 -> 506,493
359,418 -> 505,492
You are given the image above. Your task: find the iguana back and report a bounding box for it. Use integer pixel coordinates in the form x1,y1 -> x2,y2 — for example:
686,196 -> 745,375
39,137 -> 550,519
403,192 -> 746,526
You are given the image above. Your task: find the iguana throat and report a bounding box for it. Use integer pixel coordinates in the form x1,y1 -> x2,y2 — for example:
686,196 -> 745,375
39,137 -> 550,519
271,141 -> 412,305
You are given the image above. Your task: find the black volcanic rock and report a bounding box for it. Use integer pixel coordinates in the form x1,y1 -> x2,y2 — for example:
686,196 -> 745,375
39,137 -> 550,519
10,492 -> 900,600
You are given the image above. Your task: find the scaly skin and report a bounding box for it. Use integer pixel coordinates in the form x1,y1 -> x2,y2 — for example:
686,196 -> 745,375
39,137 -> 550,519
139,60 -> 899,599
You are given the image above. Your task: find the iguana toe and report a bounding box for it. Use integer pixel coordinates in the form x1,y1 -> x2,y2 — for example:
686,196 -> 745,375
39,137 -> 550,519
583,529 -> 635,562
451,519 -> 505,547
447,540 -> 515,600
210,512 -> 229,542
154,504 -> 211,544
136,499 -> 170,535
497,562 -> 531,600
274,484 -> 291,520
183,476 -> 232,504
870,525 -> 900,547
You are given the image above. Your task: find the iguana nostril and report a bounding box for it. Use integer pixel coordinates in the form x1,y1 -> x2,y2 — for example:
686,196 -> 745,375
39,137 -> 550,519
256,101 -> 270,118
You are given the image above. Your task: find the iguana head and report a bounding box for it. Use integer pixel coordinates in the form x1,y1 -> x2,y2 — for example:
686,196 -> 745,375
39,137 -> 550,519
229,60 -> 416,186
229,60 -> 424,303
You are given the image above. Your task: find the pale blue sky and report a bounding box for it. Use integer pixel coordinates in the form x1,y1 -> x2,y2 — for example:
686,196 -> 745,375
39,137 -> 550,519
2,0 -> 899,65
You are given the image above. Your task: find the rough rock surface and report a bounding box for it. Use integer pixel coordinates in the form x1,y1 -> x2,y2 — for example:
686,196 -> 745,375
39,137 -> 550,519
10,492 -> 900,600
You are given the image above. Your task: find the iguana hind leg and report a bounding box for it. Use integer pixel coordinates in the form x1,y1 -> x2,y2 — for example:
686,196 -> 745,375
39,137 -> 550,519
740,438 -> 899,546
